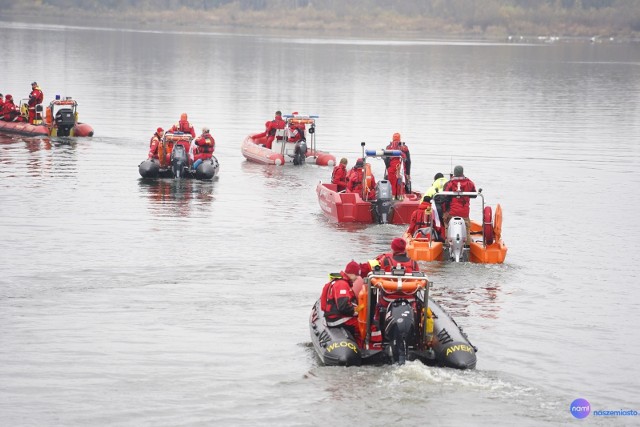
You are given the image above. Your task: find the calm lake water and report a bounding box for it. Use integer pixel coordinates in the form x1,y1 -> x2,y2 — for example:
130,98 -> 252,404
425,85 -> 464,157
1,21 -> 639,426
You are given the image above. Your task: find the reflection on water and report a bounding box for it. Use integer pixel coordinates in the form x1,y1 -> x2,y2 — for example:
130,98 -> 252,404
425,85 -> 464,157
138,178 -> 216,217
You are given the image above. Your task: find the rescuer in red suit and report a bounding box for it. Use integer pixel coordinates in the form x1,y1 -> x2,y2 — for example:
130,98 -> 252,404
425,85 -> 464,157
255,110 -> 285,149
331,157 -> 349,192
148,127 -> 165,160
321,260 -> 362,346
193,127 -> 215,162
442,165 -> 477,244
0,95 -> 23,122
169,113 -> 196,138
407,196 -> 434,238
385,133 -> 408,199
347,158 -> 376,200
28,82 -> 44,124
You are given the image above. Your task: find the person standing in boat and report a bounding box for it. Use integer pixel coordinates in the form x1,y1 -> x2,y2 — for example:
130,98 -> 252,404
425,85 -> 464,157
321,260 -> 362,346
385,133 -> 408,199
148,127 -> 165,160
192,127 -> 215,167
347,158 -> 376,200
442,165 -> 476,244
255,110 -> 285,149
169,113 -> 196,138
27,82 -> 44,124
331,157 -> 349,192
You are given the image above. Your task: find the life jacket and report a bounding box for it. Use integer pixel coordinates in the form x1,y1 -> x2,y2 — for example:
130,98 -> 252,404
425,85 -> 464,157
320,273 -> 355,326
331,164 -> 346,185
377,252 -> 418,273
198,134 -> 214,153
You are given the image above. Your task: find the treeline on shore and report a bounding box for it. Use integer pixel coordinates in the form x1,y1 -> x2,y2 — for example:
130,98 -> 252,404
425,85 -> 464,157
4,0 -> 640,38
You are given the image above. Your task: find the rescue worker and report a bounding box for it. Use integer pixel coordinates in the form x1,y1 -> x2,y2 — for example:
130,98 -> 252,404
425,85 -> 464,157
28,82 -> 44,124
192,127 -> 215,169
321,260 -> 362,346
148,127 -> 165,160
169,113 -> 196,138
359,238 -> 421,323
287,121 -> 304,143
385,133 -> 407,199
331,157 -> 349,192
1,95 -> 22,122
256,110 -> 285,149
442,165 -> 477,244
347,158 -> 376,200
407,196 -> 436,239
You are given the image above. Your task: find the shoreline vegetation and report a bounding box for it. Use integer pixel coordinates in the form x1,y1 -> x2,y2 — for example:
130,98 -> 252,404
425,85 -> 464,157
2,0 -> 639,41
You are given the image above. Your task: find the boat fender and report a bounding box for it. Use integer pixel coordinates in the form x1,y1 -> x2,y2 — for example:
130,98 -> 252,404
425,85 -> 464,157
494,204 -> 503,242
483,206 -> 495,245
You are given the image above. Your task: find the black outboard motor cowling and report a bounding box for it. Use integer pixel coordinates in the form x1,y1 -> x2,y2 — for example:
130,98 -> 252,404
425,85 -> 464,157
171,144 -> 188,178
372,180 -> 394,224
384,299 -> 417,365
54,108 -> 75,137
293,139 -> 307,165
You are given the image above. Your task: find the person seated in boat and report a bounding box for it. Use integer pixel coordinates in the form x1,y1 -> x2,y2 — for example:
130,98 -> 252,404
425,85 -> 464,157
360,238 -> 421,325
27,82 -> 44,124
148,127 -> 165,160
331,157 -> 349,192
407,196 -> 438,239
254,110 -> 285,149
191,127 -> 215,168
442,165 -> 476,245
321,260 -> 363,347
0,95 -> 24,122
169,113 -> 196,138
347,158 -> 376,200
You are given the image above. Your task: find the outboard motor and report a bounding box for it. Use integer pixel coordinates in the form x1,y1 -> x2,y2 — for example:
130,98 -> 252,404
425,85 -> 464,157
54,108 -> 75,137
447,217 -> 467,262
293,139 -> 307,165
171,144 -> 188,179
372,180 -> 393,224
384,300 -> 417,365
138,159 -> 160,179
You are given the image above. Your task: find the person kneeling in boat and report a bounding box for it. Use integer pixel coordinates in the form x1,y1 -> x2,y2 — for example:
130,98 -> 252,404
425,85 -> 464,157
192,127 -> 215,169
169,113 -> 196,138
321,261 -> 363,347
347,158 -> 376,200
407,196 -> 440,240
331,157 -> 349,192
442,165 -> 476,245
148,127 -> 165,161
0,95 -> 24,122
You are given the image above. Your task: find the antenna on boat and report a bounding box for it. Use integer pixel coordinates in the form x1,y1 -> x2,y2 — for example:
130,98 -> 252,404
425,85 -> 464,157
361,141 -> 366,163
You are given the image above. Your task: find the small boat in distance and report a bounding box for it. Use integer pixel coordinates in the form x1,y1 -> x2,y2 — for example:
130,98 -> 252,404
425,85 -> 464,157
241,114 -> 335,166
0,97 -> 94,137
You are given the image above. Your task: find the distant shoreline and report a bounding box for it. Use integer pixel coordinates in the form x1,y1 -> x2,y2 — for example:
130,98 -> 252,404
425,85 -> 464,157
2,4 -> 638,43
